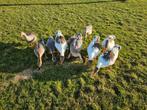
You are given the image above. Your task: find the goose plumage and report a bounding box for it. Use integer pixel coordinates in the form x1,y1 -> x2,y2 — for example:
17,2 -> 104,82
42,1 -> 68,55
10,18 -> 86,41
94,44 -> 121,73
87,36 -> 100,62
55,30 -> 67,64
34,38 -> 45,69
84,25 -> 92,37
21,32 -> 37,43
102,35 -> 115,53
46,36 -> 57,63
68,33 -> 83,61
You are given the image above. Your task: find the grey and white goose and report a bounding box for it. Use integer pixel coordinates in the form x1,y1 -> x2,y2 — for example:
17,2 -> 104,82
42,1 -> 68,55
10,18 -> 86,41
84,25 -> 92,38
45,36 -> 57,63
34,38 -> 45,69
87,35 -> 101,64
21,32 -> 37,44
55,30 -> 67,64
92,44 -> 121,75
102,35 -> 116,53
67,33 -> 83,62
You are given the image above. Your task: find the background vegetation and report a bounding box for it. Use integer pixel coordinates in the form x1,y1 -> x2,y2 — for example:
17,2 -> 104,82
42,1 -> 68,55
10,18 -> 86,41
0,0 -> 147,109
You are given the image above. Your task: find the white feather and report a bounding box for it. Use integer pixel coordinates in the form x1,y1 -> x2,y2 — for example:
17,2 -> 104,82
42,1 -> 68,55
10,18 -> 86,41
87,37 -> 100,60
55,42 -> 67,56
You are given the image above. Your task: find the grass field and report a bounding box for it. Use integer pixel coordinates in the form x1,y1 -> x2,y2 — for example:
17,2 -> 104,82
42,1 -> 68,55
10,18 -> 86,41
0,0 -> 147,109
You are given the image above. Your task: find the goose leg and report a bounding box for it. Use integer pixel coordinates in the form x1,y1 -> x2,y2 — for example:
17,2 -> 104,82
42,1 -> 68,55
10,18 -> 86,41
60,56 -> 65,64
78,53 -> 84,63
38,54 -> 42,70
91,67 -> 99,76
67,53 -> 71,59
52,53 -> 57,65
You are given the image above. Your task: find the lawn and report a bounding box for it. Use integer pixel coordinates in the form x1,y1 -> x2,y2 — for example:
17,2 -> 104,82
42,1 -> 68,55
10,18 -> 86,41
0,0 -> 147,109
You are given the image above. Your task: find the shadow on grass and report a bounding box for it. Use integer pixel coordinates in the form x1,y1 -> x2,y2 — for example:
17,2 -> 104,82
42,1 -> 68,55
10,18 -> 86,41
32,62 -> 88,81
0,42 -> 89,81
0,42 -> 35,73
0,0 -> 123,7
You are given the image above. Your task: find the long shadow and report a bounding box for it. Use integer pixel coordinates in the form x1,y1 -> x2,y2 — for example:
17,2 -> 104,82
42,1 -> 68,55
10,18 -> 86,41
0,0 -> 120,7
32,63 -> 88,81
0,42 -> 89,81
0,42 -> 35,73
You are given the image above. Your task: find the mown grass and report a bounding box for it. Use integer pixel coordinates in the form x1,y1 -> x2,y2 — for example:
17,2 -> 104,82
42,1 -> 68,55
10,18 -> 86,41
0,0 -> 147,109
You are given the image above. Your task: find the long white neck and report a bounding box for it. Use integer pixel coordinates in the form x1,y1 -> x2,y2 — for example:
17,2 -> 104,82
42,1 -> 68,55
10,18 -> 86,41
21,32 -> 34,42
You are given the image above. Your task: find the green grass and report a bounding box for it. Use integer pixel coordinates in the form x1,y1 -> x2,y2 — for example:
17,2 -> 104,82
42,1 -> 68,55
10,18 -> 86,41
0,0 -> 147,109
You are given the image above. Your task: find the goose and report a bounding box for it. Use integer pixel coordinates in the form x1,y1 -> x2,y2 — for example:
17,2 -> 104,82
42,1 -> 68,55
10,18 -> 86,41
87,35 -> 101,64
34,38 -> 45,69
92,44 -> 121,75
55,30 -> 67,64
67,33 -> 83,62
21,32 -> 37,44
102,35 -> 116,53
45,36 -> 57,63
84,25 -> 92,37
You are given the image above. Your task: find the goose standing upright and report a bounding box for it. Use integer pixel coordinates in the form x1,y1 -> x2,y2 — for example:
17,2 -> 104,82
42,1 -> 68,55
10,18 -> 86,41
92,44 -> 121,75
68,33 -> 83,62
55,30 -> 67,64
46,36 -> 57,63
84,25 -> 92,38
34,38 -> 45,69
102,35 -> 116,53
21,32 -> 37,44
87,35 -> 101,64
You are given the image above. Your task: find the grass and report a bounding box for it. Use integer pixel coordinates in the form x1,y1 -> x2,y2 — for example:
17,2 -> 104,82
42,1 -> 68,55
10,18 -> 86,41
0,0 -> 147,109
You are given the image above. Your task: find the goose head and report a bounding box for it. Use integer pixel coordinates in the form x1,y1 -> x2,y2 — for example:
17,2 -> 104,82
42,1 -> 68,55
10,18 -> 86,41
20,31 -> 37,44
93,35 -> 100,43
55,30 -> 65,44
84,25 -> 92,36
104,44 -> 121,60
107,35 -> 116,40
20,32 -> 27,40
73,33 -> 83,49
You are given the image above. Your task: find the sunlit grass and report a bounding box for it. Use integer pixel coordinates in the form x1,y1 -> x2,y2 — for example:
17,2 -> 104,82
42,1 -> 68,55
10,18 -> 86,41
0,0 -> 147,109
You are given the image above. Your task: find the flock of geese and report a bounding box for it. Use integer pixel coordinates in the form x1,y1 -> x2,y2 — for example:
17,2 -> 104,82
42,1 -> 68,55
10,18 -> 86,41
20,25 -> 121,75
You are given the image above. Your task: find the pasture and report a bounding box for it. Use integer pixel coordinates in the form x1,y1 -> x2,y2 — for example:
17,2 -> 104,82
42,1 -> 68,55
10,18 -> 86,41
0,0 -> 147,109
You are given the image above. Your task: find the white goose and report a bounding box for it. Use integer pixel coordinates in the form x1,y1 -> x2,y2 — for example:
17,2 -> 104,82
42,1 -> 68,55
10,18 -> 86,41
21,32 -> 37,44
55,30 -> 67,64
92,44 -> 121,75
87,35 -> 101,64
34,38 -> 45,69
102,35 -> 116,53
84,25 -> 92,37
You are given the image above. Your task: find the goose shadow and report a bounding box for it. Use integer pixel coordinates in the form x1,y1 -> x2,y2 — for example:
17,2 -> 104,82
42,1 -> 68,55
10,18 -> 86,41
0,42 -> 36,73
32,62 -> 89,81
0,42 -> 89,81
